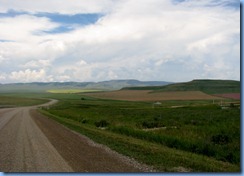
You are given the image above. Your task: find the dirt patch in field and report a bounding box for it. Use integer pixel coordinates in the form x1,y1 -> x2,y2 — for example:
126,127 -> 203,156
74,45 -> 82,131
214,93 -> 240,100
172,166 -> 192,172
85,90 -> 222,101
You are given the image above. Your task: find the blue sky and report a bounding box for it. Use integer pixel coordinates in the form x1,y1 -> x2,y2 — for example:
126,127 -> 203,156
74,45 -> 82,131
0,10 -> 102,33
35,13 -> 102,33
0,0 -> 240,83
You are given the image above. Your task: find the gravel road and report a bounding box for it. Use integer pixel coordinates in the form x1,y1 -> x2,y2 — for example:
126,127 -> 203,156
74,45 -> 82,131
0,100 -> 153,172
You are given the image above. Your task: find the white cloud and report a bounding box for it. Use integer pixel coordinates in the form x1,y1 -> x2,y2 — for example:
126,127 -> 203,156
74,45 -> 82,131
0,55 -> 6,63
0,74 -> 6,81
9,69 -> 48,82
178,0 -> 239,8
0,0 -> 240,83
0,0 -> 114,14
0,15 -> 58,42
21,59 -> 51,68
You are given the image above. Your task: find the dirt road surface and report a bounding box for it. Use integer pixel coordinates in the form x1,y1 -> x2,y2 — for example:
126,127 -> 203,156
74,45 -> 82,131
0,100 -> 153,172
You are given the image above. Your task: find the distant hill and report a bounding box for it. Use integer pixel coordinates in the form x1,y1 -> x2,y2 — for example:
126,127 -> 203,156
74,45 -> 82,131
0,80 -> 172,93
0,82 -> 91,93
122,79 -> 240,94
92,80 -> 171,90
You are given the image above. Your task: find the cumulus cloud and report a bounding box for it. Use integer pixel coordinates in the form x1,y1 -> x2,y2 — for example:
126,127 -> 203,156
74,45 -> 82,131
21,59 -> 51,68
0,74 -> 6,82
9,69 -> 49,82
0,15 -> 58,42
0,0 -> 240,83
0,0 -> 114,14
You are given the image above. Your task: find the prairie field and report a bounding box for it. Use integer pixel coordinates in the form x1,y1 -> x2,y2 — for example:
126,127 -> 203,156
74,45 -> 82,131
85,90 -> 223,101
40,91 -> 240,172
47,89 -> 101,94
0,90 -> 239,172
0,94 -> 49,107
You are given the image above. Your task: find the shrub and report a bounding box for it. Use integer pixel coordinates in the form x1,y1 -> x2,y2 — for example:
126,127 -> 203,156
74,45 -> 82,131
211,133 -> 231,145
81,118 -> 88,124
95,120 -> 109,127
141,120 -> 164,128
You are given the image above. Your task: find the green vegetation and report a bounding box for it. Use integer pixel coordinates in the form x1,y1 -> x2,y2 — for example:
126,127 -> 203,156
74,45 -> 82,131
0,78 -> 240,172
0,94 -> 49,107
47,89 -> 102,94
123,79 -> 240,94
41,94 -> 240,172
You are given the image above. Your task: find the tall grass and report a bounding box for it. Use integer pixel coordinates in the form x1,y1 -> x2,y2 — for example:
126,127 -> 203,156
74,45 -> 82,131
109,125 -> 239,164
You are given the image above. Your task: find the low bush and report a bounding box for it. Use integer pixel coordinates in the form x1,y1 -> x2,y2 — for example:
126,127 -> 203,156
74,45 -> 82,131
211,133 -> 232,145
81,118 -> 88,124
95,120 -> 109,127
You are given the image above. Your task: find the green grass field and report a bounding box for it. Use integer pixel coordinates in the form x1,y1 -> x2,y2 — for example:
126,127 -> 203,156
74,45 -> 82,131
40,93 -> 240,172
47,89 -> 102,94
0,94 -> 49,107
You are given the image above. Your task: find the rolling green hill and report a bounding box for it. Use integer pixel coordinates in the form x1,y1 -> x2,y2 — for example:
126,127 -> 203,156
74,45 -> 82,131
122,79 -> 240,94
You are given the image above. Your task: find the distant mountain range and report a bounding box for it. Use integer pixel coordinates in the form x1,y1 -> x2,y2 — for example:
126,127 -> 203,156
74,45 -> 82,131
0,79 -> 172,93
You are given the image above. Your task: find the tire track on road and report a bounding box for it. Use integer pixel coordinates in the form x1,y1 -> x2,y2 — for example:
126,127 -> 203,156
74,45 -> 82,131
0,106 -> 73,172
